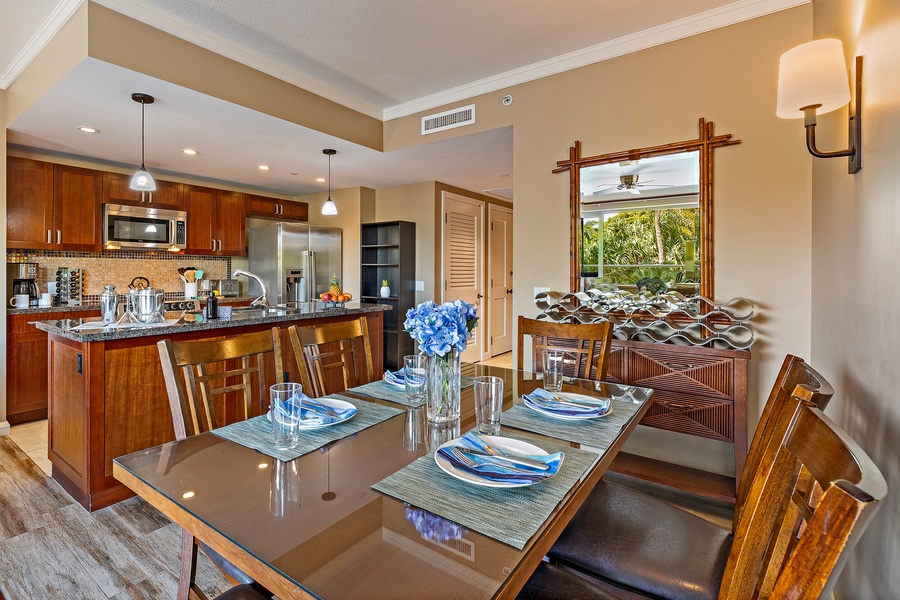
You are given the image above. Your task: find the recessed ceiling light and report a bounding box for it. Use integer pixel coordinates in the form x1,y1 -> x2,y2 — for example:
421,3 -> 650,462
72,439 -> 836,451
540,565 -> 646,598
77,126 -> 98,133
258,165 -> 270,171
290,172 -> 299,176
182,148 -> 198,155
316,177 -> 326,182
182,491 -> 195,499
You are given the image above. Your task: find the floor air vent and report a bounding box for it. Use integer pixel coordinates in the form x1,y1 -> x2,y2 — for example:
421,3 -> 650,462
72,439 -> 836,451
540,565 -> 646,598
422,104 -> 475,135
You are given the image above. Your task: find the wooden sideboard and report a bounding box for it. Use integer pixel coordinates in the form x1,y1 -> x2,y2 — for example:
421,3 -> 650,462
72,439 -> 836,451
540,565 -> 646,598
604,338 -> 749,502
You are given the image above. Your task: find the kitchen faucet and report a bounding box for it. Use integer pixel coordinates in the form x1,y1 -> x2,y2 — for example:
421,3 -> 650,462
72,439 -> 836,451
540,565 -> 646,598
232,269 -> 270,311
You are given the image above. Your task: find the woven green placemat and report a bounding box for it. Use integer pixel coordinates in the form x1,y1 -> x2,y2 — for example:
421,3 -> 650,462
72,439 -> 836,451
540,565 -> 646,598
500,398 -> 642,448
371,433 -> 598,549
351,376 -> 477,408
211,396 -> 403,461
352,380 -> 424,407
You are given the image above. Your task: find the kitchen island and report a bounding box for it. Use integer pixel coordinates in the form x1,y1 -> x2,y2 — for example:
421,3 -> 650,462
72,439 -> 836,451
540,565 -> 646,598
34,303 -> 389,511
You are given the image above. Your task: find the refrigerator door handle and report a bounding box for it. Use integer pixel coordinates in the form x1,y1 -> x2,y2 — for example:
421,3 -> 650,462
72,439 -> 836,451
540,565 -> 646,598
308,251 -> 317,302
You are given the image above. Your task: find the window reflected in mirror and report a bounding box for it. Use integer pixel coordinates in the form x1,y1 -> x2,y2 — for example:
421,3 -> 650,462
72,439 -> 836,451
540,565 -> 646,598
579,152 -> 700,294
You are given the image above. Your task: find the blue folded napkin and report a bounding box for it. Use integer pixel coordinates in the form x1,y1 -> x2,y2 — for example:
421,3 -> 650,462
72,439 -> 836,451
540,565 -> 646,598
384,368 -> 406,388
523,388 -> 610,418
436,432 -> 562,485
274,393 -> 357,425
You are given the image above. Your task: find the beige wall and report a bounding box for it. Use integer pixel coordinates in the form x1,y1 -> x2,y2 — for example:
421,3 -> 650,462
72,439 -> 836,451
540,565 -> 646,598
385,7 -> 814,475
374,182 -> 436,305
811,0 -> 900,597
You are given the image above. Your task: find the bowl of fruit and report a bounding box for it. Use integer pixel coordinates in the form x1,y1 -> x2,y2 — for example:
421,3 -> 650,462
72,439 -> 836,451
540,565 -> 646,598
319,275 -> 352,308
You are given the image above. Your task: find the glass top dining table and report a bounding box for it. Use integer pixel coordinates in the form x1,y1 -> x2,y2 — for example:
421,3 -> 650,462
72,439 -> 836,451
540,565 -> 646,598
113,363 -> 653,600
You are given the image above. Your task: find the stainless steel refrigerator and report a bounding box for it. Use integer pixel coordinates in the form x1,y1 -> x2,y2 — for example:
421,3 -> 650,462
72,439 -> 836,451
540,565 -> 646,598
247,222 -> 342,304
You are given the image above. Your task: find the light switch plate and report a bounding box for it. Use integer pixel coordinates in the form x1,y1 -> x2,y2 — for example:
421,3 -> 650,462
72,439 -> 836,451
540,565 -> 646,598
415,280 -> 425,291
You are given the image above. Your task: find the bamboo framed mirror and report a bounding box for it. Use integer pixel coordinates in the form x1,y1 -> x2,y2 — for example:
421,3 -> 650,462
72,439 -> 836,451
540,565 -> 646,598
555,118 -> 739,298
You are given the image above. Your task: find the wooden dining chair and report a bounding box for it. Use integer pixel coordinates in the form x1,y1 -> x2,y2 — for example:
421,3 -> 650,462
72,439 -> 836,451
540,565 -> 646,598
520,357 -> 882,600
287,317 -> 376,397
536,355 -> 834,600
521,392 -> 886,600
517,316 -> 613,381
158,328 -> 284,600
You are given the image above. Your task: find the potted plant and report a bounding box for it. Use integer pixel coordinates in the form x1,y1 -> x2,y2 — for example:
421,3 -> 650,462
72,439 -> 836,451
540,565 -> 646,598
380,279 -> 391,298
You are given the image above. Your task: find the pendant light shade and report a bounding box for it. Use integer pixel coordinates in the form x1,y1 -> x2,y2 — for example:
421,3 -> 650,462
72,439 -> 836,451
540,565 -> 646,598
322,148 -> 338,216
130,93 -> 157,192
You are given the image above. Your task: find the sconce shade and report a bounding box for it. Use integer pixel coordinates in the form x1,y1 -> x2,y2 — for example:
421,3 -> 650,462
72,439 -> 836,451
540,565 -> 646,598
777,39 -> 851,119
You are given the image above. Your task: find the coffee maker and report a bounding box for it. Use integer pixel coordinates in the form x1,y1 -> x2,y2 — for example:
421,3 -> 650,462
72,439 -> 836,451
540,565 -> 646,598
7,263 -> 39,306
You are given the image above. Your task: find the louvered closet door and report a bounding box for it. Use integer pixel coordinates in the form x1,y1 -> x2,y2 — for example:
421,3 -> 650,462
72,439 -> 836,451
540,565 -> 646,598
443,193 -> 484,363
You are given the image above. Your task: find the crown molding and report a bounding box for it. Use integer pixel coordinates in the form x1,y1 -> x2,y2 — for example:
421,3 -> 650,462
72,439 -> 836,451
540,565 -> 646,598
382,0 -> 809,121
90,0 -> 385,120
0,0 -> 85,89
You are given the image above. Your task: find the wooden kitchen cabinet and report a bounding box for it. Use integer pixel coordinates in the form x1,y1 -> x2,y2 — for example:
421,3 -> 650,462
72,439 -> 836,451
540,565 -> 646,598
246,193 -> 308,221
7,157 -> 54,248
6,310 -> 96,424
103,172 -> 184,209
52,165 -> 104,251
184,185 -> 246,255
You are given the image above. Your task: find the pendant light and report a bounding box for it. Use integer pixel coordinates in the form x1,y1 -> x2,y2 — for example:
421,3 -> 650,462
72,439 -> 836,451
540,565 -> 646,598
130,93 -> 157,191
322,148 -> 338,215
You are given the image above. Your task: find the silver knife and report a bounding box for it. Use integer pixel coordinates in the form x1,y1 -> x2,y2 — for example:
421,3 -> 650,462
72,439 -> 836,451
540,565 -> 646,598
457,448 -> 550,471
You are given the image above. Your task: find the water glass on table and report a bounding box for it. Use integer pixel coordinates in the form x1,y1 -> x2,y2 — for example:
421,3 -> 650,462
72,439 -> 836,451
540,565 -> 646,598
542,349 -> 567,392
271,382 -> 303,450
404,354 -> 428,403
474,375 -> 504,435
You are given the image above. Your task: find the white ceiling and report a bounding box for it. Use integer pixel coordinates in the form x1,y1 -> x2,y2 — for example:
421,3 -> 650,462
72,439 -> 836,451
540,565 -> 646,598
1,0 -> 802,199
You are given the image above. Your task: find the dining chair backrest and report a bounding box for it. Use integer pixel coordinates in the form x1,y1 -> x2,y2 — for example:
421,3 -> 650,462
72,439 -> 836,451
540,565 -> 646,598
287,317 -> 375,397
719,397 -> 886,600
158,327 -> 285,440
517,316 -> 613,381
733,354 -> 834,529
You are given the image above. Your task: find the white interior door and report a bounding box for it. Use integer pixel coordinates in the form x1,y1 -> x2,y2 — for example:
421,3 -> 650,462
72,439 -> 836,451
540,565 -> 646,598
442,193 -> 484,363
488,205 -> 513,356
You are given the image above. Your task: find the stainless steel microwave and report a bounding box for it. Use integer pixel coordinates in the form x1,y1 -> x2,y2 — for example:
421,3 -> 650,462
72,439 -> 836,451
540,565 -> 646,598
103,203 -> 187,250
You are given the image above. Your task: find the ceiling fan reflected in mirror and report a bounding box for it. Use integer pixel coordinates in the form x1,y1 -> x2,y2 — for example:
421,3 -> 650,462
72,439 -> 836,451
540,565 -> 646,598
593,174 -> 674,196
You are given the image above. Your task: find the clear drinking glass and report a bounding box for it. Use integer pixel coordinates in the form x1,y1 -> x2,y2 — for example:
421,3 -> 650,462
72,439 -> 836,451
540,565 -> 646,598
474,376 -> 504,435
404,354 -> 428,403
271,382 -> 303,450
542,349 -> 567,392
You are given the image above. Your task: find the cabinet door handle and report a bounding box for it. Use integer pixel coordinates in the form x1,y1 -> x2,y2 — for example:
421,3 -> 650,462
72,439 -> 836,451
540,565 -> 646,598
274,205 -> 279,216
216,239 -> 222,252
148,192 -> 152,204
57,230 -> 62,245
662,361 -> 694,370
47,229 -> 52,245
212,238 -> 216,251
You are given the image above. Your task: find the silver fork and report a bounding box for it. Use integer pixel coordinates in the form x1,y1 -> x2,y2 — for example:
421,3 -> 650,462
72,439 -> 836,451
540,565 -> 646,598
449,447 -> 533,473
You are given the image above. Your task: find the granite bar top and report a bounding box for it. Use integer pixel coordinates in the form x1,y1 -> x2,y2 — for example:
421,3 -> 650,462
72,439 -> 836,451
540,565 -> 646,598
34,302 -> 391,343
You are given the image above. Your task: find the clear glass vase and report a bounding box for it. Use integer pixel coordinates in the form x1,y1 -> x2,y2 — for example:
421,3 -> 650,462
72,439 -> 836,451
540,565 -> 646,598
426,349 -> 461,422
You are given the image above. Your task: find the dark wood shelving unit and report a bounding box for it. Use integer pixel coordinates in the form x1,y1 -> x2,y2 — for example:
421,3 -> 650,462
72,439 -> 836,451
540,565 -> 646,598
361,221 -> 416,370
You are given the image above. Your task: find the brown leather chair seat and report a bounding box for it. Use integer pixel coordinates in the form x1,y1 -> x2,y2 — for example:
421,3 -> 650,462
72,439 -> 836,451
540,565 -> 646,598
214,583 -> 272,600
518,563 -> 624,600
549,480 -> 732,600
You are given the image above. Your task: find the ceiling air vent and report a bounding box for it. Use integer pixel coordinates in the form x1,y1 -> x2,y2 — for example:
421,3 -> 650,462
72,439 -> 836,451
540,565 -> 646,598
421,104 -> 475,135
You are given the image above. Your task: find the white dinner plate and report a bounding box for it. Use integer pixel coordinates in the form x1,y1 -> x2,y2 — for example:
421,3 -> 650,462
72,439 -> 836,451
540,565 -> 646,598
266,396 -> 357,430
434,436 -> 553,488
524,391 -> 612,421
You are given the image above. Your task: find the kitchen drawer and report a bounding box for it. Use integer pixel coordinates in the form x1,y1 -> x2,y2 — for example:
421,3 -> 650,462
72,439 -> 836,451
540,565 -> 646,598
640,389 -> 734,442
627,347 -> 733,399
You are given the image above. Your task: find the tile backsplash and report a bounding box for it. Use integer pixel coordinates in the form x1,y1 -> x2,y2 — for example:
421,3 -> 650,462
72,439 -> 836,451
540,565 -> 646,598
7,250 -> 234,300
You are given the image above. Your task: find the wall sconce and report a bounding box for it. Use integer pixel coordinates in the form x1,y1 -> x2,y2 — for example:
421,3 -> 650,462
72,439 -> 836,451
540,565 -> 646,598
776,39 -> 862,174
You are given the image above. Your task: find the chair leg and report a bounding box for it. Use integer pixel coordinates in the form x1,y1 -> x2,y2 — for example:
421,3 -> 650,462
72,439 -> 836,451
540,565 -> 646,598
178,528 -> 208,600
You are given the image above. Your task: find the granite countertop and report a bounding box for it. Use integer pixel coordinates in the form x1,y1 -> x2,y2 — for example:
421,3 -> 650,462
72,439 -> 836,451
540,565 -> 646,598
34,302 -> 392,343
